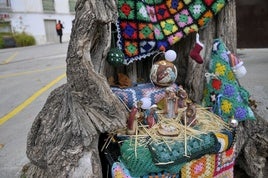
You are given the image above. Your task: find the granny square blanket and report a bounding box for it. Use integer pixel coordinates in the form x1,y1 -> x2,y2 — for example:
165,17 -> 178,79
111,83 -> 179,109
117,0 -> 227,64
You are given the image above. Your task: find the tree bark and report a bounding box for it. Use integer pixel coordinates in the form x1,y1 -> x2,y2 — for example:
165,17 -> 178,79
22,0 -> 127,177
21,0 -> 268,177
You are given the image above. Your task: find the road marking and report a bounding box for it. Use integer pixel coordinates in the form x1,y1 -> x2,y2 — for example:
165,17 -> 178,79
0,73 -> 66,125
0,52 -> 18,65
0,65 -> 65,79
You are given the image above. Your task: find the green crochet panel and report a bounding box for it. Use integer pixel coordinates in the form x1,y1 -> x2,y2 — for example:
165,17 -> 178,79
202,39 -> 255,122
148,132 -> 218,165
120,139 -> 184,177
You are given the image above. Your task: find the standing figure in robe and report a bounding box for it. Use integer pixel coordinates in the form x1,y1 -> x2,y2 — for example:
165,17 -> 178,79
145,104 -> 158,128
127,101 -> 143,135
163,87 -> 178,119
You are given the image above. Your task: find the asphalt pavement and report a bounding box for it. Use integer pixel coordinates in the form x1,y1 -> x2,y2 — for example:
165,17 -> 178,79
0,44 -> 267,178
0,42 -> 68,178
237,48 -> 268,121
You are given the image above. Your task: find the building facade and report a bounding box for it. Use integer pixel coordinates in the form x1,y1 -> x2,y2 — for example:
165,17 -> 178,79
0,0 -> 76,44
236,0 -> 268,48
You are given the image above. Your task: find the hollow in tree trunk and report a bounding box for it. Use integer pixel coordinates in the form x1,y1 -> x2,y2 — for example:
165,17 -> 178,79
21,0 -> 268,178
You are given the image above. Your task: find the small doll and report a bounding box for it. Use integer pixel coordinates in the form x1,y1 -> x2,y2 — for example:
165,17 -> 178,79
163,87 -> 178,119
177,85 -> 188,108
127,101 -> 143,135
145,104 -> 158,128
181,100 -> 197,127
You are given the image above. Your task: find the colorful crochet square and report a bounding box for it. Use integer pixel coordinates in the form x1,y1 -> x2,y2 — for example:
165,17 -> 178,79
111,83 -> 179,109
117,0 -> 228,64
112,161 -> 181,178
181,154 -> 216,178
213,146 -> 235,177
202,39 -> 255,122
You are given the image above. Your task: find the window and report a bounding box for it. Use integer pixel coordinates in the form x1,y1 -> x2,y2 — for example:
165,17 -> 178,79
0,0 -> 10,8
42,0 -> 55,12
69,0 -> 77,13
0,21 -> 11,33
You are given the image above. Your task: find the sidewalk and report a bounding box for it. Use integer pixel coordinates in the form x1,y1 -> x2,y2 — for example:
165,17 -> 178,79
237,48 -> 268,121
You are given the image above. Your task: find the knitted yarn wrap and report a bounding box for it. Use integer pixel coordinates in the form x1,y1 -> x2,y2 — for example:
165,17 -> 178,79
148,132 -> 218,165
116,0 -> 228,64
202,39 -> 255,122
111,83 -> 179,109
119,139 -> 184,177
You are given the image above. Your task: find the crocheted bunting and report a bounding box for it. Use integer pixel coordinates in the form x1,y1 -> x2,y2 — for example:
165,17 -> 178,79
202,39 -> 255,122
111,83 -> 179,109
181,154 -> 216,178
117,0 -> 228,64
213,146 -> 235,177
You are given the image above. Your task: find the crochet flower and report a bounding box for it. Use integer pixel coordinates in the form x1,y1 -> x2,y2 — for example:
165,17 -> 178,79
198,10 -> 213,26
223,84 -> 235,97
221,51 -> 230,63
174,9 -> 193,28
227,71 -> 235,81
121,3 -> 133,17
212,0 -> 226,14
221,100 -> 232,114
212,79 -> 222,90
125,41 -> 138,57
215,63 -> 226,76
234,107 -> 247,120
153,24 -> 164,40
137,3 -> 148,20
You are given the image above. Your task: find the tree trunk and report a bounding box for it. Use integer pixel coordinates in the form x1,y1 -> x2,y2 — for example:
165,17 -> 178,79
21,0 -> 268,177
22,1 -> 127,177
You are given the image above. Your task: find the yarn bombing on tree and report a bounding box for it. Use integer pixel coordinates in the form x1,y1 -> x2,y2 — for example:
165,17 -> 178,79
116,0 -> 227,64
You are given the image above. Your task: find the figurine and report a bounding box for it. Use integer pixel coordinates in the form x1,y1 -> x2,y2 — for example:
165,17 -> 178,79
177,85 -> 188,108
145,104 -> 158,128
163,87 -> 178,119
127,101 -> 143,135
181,100 -> 197,127
158,123 -> 179,137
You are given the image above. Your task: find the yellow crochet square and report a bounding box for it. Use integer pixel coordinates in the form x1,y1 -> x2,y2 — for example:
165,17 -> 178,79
181,154 -> 216,178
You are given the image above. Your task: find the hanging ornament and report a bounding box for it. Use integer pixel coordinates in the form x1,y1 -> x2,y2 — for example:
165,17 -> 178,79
107,48 -> 125,66
150,60 -> 178,87
164,50 -> 177,62
150,51 -> 178,87
230,117 -> 239,128
189,33 -> 204,64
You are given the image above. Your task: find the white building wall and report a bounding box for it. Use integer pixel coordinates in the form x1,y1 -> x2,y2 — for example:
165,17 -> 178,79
7,0 -> 75,45
10,0 -> 42,12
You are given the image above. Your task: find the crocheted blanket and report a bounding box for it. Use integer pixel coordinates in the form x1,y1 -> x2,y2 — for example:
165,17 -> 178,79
117,0 -> 227,64
202,39 -> 255,122
113,139 -> 235,177
111,83 -> 179,109
118,130 -> 234,177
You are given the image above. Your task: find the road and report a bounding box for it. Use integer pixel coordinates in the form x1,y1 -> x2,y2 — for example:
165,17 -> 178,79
238,48 -> 268,120
0,44 -> 267,178
0,43 -> 68,178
